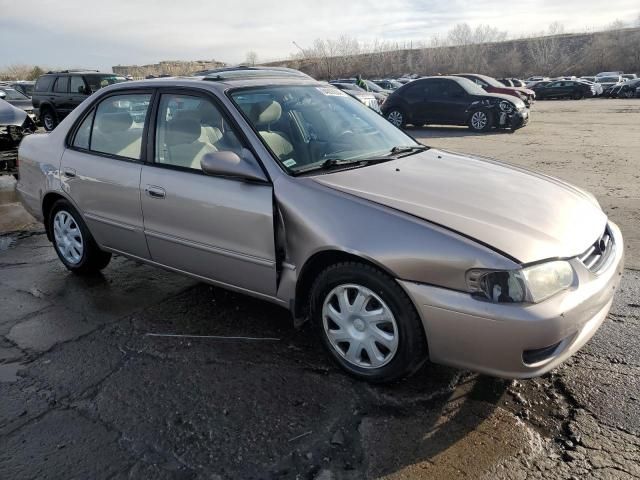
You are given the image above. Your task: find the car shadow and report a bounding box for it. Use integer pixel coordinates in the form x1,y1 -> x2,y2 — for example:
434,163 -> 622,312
361,370 -> 510,477
125,282 -> 512,476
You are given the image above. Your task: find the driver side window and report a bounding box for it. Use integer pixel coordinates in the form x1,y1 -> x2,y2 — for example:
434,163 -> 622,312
155,94 -> 243,171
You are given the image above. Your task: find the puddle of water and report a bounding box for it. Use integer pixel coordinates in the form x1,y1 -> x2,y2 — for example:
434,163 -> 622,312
0,362 -> 25,382
0,234 -> 17,251
0,175 -> 18,204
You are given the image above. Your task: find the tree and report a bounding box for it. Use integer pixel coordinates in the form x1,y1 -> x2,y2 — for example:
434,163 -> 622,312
28,66 -> 45,80
245,51 -> 258,66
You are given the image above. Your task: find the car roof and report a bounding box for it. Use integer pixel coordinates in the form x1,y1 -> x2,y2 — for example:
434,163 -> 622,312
104,75 -> 324,94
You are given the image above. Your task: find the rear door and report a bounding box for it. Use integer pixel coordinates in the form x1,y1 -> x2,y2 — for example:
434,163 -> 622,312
139,89 -> 277,296
401,81 -> 429,124
60,89 -> 154,259
52,76 -> 71,117
69,76 -> 90,112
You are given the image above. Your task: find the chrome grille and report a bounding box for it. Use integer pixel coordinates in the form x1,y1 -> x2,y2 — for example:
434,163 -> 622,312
578,226 -> 614,273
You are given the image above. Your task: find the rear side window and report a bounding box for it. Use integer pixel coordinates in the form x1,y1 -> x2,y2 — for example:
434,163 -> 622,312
54,77 -> 69,93
35,75 -> 54,92
72,93 -> 152,160
70,76 -> 86,94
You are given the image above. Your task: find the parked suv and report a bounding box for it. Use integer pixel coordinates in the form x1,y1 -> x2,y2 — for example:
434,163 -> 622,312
32,71 -> 126,131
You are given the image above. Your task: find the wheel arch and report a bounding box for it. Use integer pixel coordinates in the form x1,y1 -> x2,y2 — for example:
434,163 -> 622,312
42,191 -> 77,241
293,249 -> 398,320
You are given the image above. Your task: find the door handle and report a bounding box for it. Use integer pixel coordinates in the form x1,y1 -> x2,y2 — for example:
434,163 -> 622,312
63,168 -> 76,178
145,185 -> 166,199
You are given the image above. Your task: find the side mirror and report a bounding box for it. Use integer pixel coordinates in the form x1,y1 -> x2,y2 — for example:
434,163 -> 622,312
0,91 -> 6,100
201,149 -> 268,183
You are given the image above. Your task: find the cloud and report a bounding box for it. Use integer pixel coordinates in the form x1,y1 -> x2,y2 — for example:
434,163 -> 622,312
1,0 -> 638,70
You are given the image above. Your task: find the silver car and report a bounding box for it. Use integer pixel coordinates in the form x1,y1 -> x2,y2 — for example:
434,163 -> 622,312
16,70 -> 624,383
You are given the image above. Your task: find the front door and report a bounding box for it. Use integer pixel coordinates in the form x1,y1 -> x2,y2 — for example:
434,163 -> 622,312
140,91 -> 277,296
60,90 -> 154,259
426,79 -> 469,124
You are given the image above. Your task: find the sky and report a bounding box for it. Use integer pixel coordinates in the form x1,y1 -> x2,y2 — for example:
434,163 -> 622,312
1,0 -> 639,71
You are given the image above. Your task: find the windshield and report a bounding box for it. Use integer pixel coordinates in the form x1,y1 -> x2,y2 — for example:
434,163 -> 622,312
596,77 -> 620,83
364,80 -> 386,93
230,85 -> 419,174
0,87 -> 29,101
85,75 -> 126,92
456,77 -> 488,95
475,75 -> 504,88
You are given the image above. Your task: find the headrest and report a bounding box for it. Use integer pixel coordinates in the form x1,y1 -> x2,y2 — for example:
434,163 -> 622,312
250,100 -> 282,126
96,112 -> 132,134
165,116 -> 201,146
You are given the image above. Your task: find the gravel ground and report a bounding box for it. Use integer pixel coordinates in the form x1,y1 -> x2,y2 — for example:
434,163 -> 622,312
0,98 -> 639,479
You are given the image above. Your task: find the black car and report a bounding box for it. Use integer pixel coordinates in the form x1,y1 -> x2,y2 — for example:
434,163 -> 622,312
610,78 -> 640,98
31,70 -> 126,131
381,76 -> 529,132
535,80 -> 596,100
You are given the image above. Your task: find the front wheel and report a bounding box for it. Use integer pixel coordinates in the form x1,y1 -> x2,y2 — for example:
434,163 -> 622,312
49,199 -> 112,274
310,262 -> 427,383
386,108 -> 406,128
468,109 -> 493,132
41,109 -> 58,131
572,91 -> 584,100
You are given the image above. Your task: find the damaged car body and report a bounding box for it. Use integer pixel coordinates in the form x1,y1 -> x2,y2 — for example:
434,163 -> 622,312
1,93 -> 37,174
381,76 -> 528,131
16,70 -> 623,383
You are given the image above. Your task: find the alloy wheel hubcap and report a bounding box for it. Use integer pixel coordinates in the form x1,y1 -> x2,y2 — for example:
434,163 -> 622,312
53,210 -> 83,264
322,284 -> 399,369
44,114 -> 54,130
388,111 -> 403,127
471,111 -> 487,129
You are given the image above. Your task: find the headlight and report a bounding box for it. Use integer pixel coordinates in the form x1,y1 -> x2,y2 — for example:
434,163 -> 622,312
499,100 -> 514,113
467,260 -> 574,304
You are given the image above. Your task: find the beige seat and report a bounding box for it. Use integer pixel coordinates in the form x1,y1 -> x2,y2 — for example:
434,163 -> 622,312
91,112 -> 142,159
250,101 -> 294,160
164,116 -> 217,170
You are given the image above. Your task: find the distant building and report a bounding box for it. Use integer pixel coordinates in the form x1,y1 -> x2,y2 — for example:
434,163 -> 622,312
112,60 -> 226,78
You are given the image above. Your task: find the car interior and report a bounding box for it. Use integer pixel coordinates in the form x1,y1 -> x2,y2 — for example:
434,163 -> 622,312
233,87 -> 398,170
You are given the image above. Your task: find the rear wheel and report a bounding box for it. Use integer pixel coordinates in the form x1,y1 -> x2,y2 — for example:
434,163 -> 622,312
572,90 -> 584,100
468,109 -> 493,132
41,108 -> 58,131
310,262 -> 427,383
49,199 -> 111,274
386,108 -> 406,128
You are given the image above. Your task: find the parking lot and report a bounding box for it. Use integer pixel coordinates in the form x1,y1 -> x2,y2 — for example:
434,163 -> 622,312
1,98 -> 639,479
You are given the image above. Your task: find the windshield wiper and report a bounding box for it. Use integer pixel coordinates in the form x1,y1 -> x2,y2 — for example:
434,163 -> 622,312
292,157 -> 394,175
389,144 -> 430,156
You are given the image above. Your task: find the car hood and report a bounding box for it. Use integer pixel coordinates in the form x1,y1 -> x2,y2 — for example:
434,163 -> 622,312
0,98 -> 28,126
6,99 -> 33,112
312,149 -> 607,263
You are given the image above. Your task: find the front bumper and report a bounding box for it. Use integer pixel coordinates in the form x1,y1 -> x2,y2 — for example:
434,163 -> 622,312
499,108 -> 529,130
400,222 -> 624,379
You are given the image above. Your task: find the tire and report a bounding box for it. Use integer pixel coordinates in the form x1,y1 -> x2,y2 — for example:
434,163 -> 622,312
310,262 -> 428,383
572,90 -> 584,100
468,109 -> 493,132
386,108 -> 406,128
48,199 -> 111,274
41,108 -> 58,131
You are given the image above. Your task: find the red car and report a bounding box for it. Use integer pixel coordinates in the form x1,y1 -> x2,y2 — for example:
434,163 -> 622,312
453,74 -> 535,106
